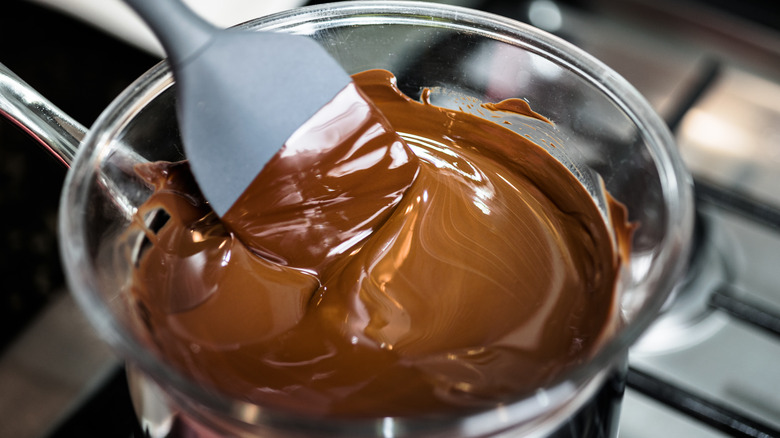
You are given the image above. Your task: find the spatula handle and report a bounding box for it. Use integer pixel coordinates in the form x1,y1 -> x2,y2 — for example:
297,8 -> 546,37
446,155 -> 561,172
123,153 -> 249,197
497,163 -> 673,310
124,0 -> 215,66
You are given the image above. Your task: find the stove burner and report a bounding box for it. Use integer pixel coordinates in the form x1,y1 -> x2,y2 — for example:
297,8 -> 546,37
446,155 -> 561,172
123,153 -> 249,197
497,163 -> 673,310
631,210 -> 735,355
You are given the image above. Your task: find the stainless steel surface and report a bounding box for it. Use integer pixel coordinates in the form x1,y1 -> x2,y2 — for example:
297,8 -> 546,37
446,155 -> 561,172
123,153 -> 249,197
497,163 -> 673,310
678,66 -> 780,207
0,293 -> 119,438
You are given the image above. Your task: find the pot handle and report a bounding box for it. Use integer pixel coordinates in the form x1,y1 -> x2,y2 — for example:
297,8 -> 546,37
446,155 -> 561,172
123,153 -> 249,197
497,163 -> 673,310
0,62 -> 87,167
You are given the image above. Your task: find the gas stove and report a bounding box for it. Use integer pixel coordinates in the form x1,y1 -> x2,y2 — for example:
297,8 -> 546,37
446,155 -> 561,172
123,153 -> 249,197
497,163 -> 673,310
546,2 -> 780,436
1,0 -> 779,437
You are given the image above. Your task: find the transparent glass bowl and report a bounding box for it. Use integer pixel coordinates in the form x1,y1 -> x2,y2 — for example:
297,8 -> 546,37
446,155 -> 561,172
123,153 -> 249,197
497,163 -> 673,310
59,1 -> 693,436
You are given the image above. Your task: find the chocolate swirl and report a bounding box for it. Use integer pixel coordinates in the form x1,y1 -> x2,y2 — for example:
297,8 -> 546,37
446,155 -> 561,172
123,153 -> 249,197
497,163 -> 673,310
127,69 -> 629,417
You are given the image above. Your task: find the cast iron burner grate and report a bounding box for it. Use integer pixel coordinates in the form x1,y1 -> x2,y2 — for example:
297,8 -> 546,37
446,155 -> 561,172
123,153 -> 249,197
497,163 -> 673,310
623,57 -> 780,438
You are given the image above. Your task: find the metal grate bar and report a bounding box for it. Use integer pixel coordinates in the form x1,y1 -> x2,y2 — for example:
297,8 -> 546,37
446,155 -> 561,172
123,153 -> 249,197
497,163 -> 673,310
665,57 -> 722,132
627,367 -> 780,438
710,286 -> 780,338
695,178 -> 780,233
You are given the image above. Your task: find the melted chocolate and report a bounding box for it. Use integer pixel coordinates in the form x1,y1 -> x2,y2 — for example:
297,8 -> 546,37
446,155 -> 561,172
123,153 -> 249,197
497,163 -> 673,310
222,82 -> 419,273
482,98 -> 552,124
128,69 -> 629,417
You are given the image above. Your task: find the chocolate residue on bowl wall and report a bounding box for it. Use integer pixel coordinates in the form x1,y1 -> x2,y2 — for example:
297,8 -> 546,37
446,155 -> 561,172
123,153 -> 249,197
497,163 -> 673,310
483,98 -> 553,124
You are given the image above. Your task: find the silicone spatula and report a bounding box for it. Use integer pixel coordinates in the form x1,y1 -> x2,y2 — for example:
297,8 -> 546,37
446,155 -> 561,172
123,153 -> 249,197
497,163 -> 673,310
123,0 -> 420,271
123,0 -> 354,216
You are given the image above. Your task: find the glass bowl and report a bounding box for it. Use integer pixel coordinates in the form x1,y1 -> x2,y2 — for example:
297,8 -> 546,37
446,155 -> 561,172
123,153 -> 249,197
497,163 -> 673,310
59,1 -> 693,436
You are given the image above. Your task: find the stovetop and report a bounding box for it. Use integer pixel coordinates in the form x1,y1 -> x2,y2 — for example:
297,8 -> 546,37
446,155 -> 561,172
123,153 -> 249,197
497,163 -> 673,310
1,0 -> 779,437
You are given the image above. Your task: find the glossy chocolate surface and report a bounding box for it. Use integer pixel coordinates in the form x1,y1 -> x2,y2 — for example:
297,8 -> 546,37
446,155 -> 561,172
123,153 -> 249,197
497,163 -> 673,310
128,70 -> 629,417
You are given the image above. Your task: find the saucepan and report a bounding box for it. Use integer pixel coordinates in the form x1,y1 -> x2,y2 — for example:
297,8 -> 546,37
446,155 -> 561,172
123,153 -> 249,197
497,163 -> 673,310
0,2 -> 693,437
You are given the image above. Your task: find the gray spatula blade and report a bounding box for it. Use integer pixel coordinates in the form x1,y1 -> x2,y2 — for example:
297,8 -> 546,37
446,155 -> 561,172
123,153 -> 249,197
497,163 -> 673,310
177,31 -> 351,216
124,0 -> 351,216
